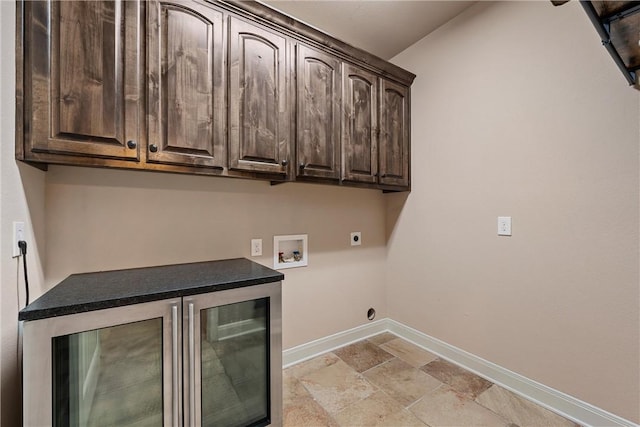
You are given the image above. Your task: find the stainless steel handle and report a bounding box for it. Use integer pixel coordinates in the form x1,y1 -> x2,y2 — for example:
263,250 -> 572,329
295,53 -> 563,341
188,303 -> 195,427
171,305 -> 179,427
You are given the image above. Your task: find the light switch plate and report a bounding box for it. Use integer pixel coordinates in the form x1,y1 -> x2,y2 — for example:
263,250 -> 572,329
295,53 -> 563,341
498,217 -> 512,236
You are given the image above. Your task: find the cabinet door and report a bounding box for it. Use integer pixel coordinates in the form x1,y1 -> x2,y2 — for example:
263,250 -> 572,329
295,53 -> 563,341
183,282 -> 282,427
342,63 -> 378,184
25,0 -> 143,161
147,0 -> 226,169
296,45 -> 341,180
23,299 -> 181,427
229,17 -> 290,175
379,79 -> 410,188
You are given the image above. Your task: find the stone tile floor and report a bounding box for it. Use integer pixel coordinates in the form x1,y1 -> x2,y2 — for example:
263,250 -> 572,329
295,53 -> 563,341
283,332 -> 580,427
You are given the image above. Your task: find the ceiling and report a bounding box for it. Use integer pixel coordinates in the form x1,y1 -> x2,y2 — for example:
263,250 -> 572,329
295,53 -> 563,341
260,1 -> 476,60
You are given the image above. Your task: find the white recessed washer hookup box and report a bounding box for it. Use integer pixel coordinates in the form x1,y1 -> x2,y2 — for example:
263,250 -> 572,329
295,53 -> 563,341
273,234 -> 308,269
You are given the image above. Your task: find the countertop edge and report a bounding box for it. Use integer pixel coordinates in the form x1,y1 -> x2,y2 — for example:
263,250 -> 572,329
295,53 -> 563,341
19,259 -> 284,322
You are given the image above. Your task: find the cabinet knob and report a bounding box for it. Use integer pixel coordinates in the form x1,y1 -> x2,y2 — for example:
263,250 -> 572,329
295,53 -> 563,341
299,162 -> 306,170
149,144 -> 158,153
126,140 -> 137,150
281,159 -> 289,167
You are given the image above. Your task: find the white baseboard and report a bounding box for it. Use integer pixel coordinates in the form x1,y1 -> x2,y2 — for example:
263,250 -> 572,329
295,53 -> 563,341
283,318 -> 638,427
282,319 -> 387,367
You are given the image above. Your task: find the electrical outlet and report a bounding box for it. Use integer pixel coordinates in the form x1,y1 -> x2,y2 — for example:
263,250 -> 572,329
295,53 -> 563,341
350,232 -> 362,246
498,217 -> 512,236
13,221 -> 25,257
251,239 -> 262,256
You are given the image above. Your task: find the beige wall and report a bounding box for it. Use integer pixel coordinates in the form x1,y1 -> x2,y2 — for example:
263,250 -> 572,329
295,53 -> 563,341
0,2 -> 47,425
388,1 -> 639,423
44,166 -> 388,350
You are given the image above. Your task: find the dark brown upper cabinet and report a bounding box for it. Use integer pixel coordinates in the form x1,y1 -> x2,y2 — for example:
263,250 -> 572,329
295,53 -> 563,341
296,44 -> 341,181
21,0 -> 143,162
17,0 -> 415,191
341,63 -> 378,185
379,79 -> 410,188
147,0 -> 226,169
228,17 -> 290,176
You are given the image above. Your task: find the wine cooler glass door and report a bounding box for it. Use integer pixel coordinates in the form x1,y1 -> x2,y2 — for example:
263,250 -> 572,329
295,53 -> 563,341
53,319 -> 163,426
23,299 -> 181,427
183,282 -> 282,427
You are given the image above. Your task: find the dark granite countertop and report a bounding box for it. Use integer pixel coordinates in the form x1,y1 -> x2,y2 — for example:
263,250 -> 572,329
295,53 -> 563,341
19,258 -> 284,321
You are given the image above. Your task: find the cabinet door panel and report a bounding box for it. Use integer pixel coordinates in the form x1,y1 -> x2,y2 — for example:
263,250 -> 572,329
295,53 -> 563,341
23,300 -> 180,427
53,320 -> 164,426
147,0 -> 225,168
229,18 -> 289,175
379,79 -> 410,187
342,63 -> 378,183
297,45 -> 341,180
184,282 -> 282,427
26,0 -> 142,160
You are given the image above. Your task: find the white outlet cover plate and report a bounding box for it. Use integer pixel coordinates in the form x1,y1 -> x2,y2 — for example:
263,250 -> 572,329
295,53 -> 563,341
498,217 -> 512,236
251,239 -> 262,256
351,231 -> 362,246
13,221 -> 25,257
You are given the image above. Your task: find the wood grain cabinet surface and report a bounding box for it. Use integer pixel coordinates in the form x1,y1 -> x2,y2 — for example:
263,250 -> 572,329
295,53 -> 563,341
16,0 -> 415,191
147,0 -> 226,169
296,44 -> 341,181
341,62 -> 379,185
228,17 -> 290,176
22,0 -> 144,162
379,79 -> 410,188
